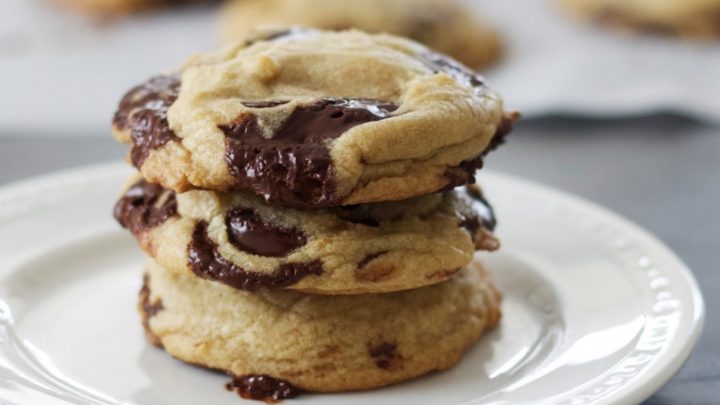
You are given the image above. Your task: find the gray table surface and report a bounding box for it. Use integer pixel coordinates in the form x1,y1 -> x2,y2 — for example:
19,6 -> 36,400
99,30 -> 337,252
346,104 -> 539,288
0,115 -> 717,404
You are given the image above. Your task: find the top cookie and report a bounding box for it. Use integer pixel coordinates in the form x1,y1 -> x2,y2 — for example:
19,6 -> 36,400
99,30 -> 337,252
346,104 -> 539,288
113,29 -> 515,208
219,0 -> 503,69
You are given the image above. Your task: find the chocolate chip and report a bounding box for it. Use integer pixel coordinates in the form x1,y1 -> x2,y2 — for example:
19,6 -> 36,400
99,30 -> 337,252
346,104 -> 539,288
225,209 -> 307,257
138,275 -> 164,348
457,185 -> 497,240
420,51 -> 486,90
244,27 -> 316,47
113,75 -> 181,167
113,179 -> 178,235
221,98 -> 397,207
442,111 -> 519,189
336,206 -> 382,227
188,222 -> 323,291
368,342 -> 402,370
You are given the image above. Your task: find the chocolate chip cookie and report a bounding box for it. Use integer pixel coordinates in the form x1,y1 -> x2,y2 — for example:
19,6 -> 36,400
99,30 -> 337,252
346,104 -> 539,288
112,29 -> 516,208
140,258 -> 501,396
561,0 -> 720,38
219,0 -> 503,69
116,177 -> 499,294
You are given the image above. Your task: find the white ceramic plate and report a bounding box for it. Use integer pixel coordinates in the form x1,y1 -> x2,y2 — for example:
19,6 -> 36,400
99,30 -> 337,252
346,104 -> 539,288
0,163 -> 703,405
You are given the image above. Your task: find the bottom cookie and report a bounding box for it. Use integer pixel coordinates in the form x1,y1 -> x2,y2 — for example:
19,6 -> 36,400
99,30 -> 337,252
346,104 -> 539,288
139,259 -> 501,399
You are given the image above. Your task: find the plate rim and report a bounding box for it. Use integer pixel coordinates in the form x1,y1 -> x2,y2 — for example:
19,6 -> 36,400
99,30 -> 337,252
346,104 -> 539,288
0,161 -> 705,405
478,172 -> 705,405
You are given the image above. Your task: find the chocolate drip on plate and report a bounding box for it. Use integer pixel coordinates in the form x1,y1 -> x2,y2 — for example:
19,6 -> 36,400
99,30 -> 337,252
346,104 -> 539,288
226,374 -> 302,402
242,100 -> 289,108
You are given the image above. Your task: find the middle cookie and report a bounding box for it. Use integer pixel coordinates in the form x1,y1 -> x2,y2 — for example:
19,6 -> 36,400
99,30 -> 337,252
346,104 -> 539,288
115,178 -> 499,295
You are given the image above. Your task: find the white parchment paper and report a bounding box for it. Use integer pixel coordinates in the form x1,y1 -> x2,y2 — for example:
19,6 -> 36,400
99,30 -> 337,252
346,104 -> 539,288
479,0 -> 720,123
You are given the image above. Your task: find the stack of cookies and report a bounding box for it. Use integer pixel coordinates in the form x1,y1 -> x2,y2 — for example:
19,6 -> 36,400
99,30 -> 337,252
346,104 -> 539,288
112,28 -> 516,401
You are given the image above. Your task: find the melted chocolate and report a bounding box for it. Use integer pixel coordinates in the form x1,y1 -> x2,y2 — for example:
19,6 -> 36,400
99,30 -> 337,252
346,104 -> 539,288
225,209 -> 306,257
242,100 -> 289,108
465,186 -> 497,231
245,27 -> 315,47
336,206 -> 382,227
422,52 -> 517,188
113,179 -> 178,235
113,75 -> 181,167
457,186 -> 497,243
420,51 -> 486,90
368,342 -> 400,370
443,112 -> 519,189
226,374 -> 302,402
484,112 -> 518,155
188,222 -> 323,291
139,275 -> 164,348
221,98 -> 397,207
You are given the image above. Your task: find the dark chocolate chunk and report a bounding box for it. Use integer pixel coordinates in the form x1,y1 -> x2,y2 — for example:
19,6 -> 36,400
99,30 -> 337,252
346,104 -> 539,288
113,75 -> 181,167
465,186 -> 497,232
113,179 -> 177,235
220,98 -> 397,145
484,111 -> 518,155
242,100 -> 289,108
188,222 -> 323,291
139,275 -> 164,348
420,51 -> 515,183
221,98 -> 397,207
225,209 -> 307,257
336,206 -> 382,227
245,27 -> 316,47
420,51 -> 486,90
226,374 -> 302,402
457,186 -> 497,243
443,111 -> 519,189
139,275 -> 164,319
368,342 -> 401,370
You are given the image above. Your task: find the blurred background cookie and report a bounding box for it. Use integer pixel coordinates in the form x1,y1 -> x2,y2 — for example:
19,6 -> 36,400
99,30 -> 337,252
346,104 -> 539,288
218,0 -> 503,69
53,0 -> 212,15
561,0 -> 720,39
